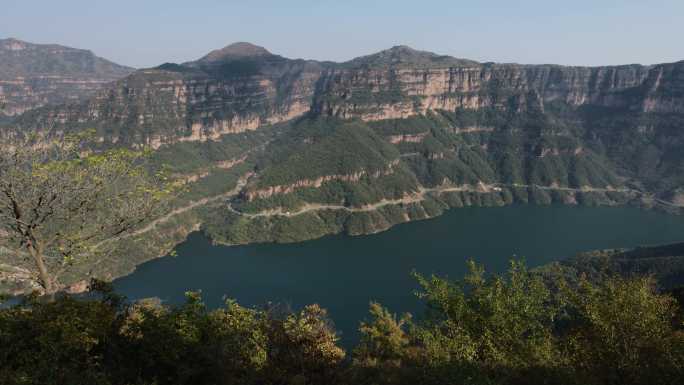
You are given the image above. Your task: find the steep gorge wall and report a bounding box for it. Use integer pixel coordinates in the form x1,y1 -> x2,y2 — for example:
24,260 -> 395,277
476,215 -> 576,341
312,61 -> 684,120
7,45 -> 684,147
13,63 -> 323,147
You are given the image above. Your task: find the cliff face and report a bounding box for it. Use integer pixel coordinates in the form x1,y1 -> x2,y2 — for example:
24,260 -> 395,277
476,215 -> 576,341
313,48 -> 684,119
11,43 -> 324,147
9,44 -> 683,147
0,38 -> 133,116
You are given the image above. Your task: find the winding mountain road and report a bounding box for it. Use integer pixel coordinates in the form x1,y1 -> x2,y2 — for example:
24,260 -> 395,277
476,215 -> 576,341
130,173 -> 251,236
226,182 -> 670,219
124,175 -> 679,238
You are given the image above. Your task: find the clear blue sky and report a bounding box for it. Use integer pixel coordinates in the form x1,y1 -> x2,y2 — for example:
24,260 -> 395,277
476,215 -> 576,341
2,0 -> 682,68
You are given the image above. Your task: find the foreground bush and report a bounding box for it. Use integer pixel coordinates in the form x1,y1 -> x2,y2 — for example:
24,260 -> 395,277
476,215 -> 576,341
1,263 -> 683,385
0,285 -> 343,385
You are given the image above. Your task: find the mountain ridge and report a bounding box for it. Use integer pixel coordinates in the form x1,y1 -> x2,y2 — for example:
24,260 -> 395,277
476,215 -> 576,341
0,37 -> 134,116
9,41 -> 683,134
5,43 -> 684,201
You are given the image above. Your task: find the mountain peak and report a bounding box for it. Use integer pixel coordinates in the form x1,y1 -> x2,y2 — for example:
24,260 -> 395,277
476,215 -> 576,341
388,45 -> 420,52
346,45 -> 478,68
0,37 -> 29,51
198,42 -> 272,63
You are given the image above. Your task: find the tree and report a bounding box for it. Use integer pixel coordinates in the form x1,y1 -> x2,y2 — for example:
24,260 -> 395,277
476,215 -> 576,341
408,260 -> 565,384
561,276 -> 684,384
414,260 -> 560,369
267,304 -> 346,384
352,302 -> 413,385
354,302 -> 411,368
0,132 -> 173,295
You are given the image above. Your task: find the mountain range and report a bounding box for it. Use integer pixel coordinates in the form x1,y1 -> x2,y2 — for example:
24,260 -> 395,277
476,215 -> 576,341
1,39 -> 684,290
0,38 -> 133,116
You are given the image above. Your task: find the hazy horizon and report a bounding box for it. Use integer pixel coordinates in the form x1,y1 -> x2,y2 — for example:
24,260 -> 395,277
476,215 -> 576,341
2,0 -> 683,68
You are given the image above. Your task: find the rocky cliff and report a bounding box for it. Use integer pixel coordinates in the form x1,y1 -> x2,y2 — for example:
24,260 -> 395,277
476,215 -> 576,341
0,38 -> 133,116
9,43 -> 325,147
314,46 -> 684,119
9,44 -> 684,144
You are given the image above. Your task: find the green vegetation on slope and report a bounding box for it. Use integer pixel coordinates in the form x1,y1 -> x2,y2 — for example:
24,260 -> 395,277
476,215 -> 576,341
538,242 -> 684,290
201,110 -> 643,246
251,118 -> 401,188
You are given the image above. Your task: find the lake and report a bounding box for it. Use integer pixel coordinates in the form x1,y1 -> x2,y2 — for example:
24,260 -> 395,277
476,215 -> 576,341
114,205 -> 684,345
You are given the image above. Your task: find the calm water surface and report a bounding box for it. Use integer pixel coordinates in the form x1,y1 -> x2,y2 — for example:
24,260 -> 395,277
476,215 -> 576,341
114,205 -> 684,345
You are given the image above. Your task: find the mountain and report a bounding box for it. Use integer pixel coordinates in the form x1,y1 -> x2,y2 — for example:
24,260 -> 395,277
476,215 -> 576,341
189,41 -> 274,64
6,42 -> 324,146
0,38 -> 133,116
341,44 -> 479,68
2,43 -> 684,285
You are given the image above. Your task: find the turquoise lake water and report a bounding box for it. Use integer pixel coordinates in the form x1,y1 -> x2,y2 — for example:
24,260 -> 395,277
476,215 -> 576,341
114,205 -> 684,345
